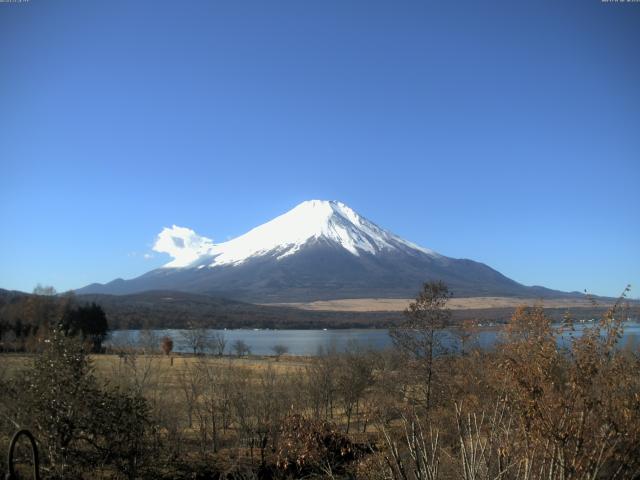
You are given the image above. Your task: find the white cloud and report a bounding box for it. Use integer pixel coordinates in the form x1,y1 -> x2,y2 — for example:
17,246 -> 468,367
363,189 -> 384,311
152,225 -> 214,267
143,253 -> 154,260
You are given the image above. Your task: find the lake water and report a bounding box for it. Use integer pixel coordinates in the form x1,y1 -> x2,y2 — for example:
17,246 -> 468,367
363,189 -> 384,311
107,322 -> 640,356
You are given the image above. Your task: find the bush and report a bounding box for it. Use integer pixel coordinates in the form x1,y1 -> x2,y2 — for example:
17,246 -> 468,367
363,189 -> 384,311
273,414 -> 361,477
160,336 -> 173,356
18,328 -> 154,479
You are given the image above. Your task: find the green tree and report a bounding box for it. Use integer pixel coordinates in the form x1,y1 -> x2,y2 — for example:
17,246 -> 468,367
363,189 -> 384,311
22,328 -> 102,477
59,302 -> 109,352
20,327 -> 152,478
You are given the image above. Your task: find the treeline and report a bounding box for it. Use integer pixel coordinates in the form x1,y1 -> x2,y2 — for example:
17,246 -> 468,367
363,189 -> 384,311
1,287 -> 618,331
75,290 -> 402,329
71,291 -> 620,329
0,287 -> 109,353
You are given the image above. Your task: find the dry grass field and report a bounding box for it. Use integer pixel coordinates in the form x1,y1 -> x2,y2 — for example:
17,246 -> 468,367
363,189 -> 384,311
0,352 -> 311,381
265,296 -> 612,312
95,352 -> 311,377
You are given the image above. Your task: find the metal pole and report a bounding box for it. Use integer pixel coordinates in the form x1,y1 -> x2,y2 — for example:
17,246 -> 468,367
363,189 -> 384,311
5,429 -> 40,480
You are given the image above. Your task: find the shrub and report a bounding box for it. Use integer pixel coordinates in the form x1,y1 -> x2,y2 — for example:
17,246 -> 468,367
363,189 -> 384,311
160,336 -> 173,356
18,328 -> 154,479
273,413 -> 360,477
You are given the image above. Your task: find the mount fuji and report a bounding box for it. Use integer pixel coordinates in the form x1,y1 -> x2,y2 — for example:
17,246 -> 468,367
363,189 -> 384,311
77,200 -> 570,302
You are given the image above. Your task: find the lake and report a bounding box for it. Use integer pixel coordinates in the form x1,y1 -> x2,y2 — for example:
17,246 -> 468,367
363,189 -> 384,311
107,322 -> 640,356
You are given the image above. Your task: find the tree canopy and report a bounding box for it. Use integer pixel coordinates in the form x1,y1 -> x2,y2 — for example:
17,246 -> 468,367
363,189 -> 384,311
60,302 -> 109,352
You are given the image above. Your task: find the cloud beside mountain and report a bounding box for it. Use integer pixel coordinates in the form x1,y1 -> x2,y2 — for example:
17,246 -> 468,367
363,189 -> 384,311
152,225 -> 214,268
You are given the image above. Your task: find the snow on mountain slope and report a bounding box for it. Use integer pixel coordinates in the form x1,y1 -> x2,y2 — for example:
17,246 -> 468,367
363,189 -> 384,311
153,200 -> 439,268
77,199 -> 578,301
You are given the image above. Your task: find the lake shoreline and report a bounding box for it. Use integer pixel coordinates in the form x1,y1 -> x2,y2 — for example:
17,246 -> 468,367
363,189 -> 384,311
106,322 -> 640,356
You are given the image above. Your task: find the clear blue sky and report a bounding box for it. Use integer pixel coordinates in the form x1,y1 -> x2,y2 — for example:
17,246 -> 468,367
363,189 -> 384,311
1,0 -> 638,298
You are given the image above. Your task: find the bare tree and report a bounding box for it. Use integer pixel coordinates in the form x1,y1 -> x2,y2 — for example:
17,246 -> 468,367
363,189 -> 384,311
181,324 -> 209,355
138,328 -> 160,354
209,331 -> 227,356
177,361 -> 203,429
193,358 -> 232,453
336,342 -> 375,433
232,339 -> 251,357
380,412 -> 440,480
305,345 -> 338,420
271,344 -> 289,361
227,364 -> 297,465
110,346 -> 163,399
389,280 -> 451,410
453,319 -> 478,356
33,284 -> 57,296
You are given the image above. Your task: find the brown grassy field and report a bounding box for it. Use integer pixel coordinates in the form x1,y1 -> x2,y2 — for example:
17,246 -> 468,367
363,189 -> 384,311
264,296 -> 613,312
0,352 -> 311,380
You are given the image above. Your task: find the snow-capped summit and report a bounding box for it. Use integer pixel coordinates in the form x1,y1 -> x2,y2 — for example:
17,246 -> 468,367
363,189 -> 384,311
77,200 -> 570,302
153,200 -> 438,269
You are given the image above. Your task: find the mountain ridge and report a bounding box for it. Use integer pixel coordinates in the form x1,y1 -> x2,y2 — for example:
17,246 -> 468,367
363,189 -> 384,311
77,200 -> 581,302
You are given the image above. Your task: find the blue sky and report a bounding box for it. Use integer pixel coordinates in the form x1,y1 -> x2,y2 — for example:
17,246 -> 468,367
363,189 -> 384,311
1,0 -> 638,298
